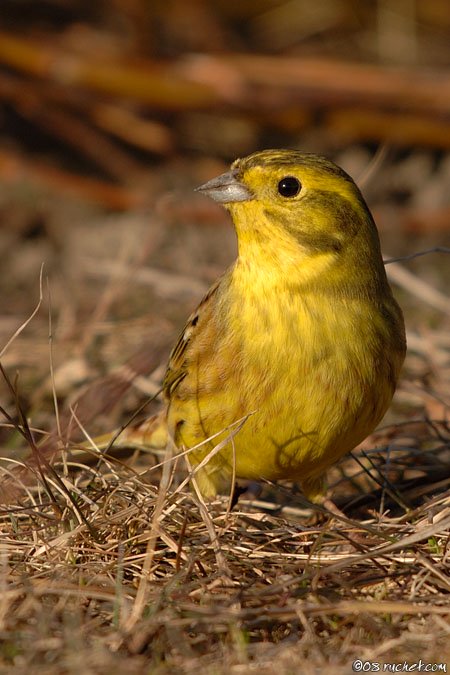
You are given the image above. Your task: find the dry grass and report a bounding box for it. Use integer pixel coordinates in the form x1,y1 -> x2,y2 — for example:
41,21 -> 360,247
0,349 -> 449,673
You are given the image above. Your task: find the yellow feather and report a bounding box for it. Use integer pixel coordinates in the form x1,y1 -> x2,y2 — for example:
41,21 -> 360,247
155,150 -> 405,500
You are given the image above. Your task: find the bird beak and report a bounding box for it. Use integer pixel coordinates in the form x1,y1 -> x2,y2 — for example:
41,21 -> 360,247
195,170 -> 253,204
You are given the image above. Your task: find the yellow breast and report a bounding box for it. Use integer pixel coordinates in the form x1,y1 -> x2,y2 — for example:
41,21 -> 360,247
168,256 -> 403,500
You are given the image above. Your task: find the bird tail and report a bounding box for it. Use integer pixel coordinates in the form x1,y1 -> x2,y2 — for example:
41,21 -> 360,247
89,411 -> 169,452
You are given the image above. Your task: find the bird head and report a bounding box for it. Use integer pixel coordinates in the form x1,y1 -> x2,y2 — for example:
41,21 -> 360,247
195,149 -> 380,261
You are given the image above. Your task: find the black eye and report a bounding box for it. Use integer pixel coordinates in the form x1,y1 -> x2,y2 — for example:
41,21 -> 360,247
277,176 -> 301,198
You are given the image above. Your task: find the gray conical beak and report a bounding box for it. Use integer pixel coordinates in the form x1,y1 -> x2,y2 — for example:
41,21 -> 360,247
195,170 -> 253,204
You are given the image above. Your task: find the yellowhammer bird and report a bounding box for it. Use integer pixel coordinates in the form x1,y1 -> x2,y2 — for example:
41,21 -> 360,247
116,149 -> 406,501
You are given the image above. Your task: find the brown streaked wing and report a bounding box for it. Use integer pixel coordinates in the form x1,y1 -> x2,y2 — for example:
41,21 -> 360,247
162,276 -> 223,399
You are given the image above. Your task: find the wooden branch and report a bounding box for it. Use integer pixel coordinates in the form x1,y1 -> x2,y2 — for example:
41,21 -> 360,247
325,108 -> 450,149
217,54 -> 450,116
0,32 -> 218,109
0,149 -> 145,210
1,32 -> 450,117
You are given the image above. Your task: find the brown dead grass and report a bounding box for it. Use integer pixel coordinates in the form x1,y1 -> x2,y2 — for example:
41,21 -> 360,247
0,340 -> 449,673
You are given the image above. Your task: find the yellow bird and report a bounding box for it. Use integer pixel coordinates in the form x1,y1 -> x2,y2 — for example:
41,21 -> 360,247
122,150 -> 406,501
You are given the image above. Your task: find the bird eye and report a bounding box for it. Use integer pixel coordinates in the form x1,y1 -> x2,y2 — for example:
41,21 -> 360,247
277,176 -> 301,198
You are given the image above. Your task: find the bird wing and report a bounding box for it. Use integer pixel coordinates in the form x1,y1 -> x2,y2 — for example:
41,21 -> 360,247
162,275 -> 224,399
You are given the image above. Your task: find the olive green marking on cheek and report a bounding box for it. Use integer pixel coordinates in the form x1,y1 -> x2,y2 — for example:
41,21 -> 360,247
303,190 -> 364,237
262,206 -> 344,254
